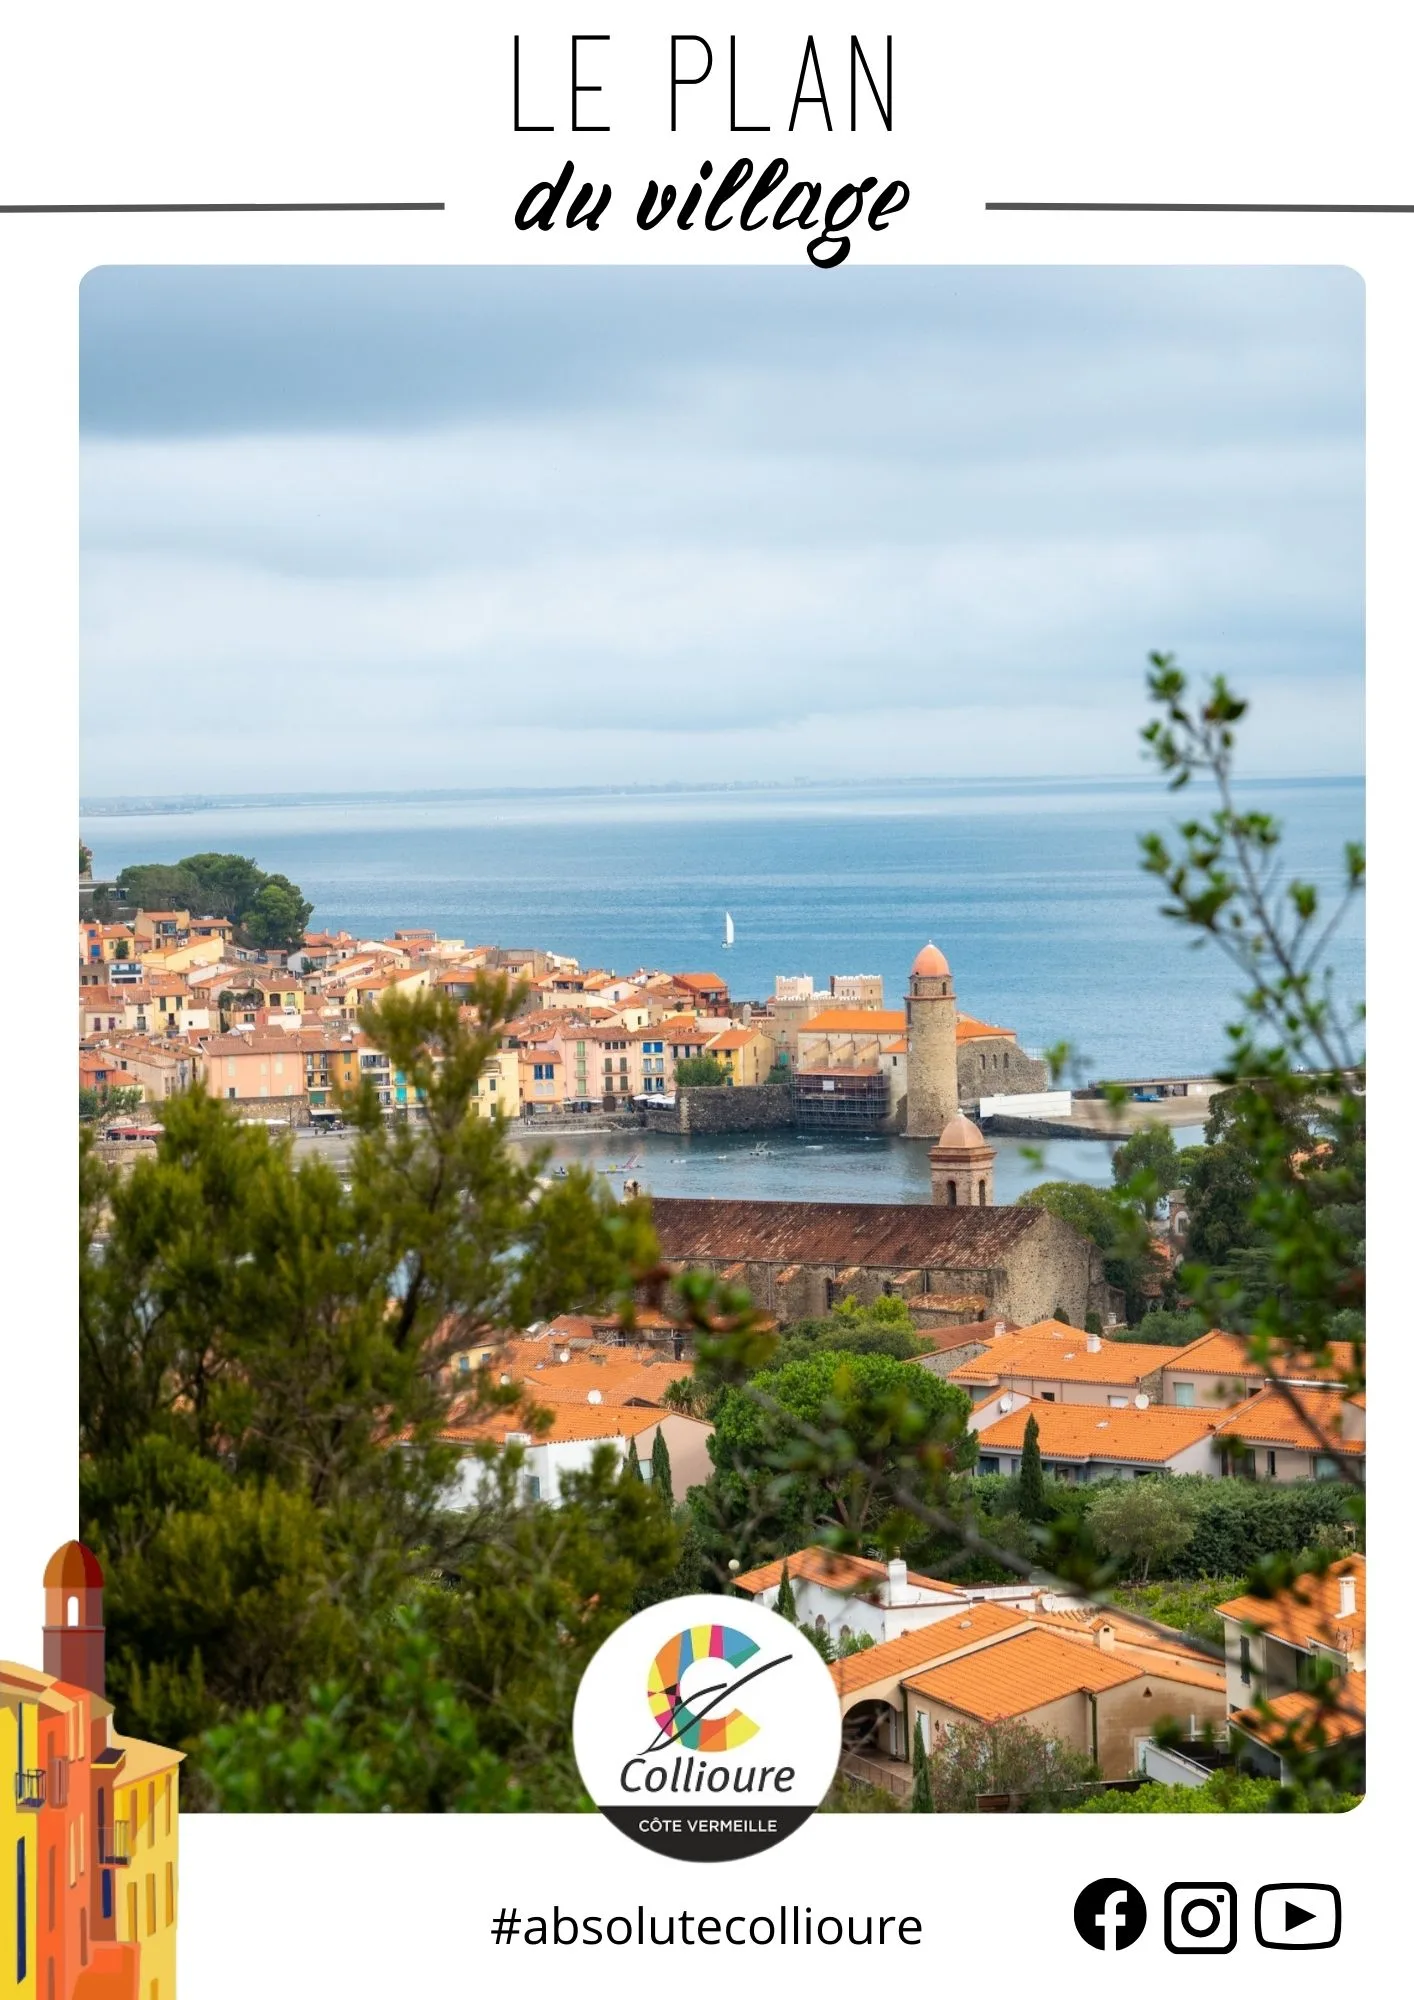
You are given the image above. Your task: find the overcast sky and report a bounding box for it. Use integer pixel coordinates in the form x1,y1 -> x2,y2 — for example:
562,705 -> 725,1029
80,266 -> 1364,793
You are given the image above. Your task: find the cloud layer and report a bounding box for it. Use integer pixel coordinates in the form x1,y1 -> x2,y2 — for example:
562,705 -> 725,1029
80,266 -> 1364,791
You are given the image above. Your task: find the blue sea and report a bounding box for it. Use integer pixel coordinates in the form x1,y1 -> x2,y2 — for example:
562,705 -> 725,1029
81,773 -> 1363,1083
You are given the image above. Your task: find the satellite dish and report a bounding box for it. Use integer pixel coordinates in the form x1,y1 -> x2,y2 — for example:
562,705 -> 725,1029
499,1373 -> 511,1386
1135,1392 -> 1150,1409
998,1393 -> 1013,1414
558,1350 -> 571,1363
587,1388 -> 603,1405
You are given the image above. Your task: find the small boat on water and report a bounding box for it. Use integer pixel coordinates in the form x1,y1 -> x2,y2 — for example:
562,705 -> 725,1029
723,910 -> 735,949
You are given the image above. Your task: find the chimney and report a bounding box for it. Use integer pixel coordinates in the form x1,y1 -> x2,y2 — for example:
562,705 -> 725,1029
886,1557 -> 908,1606
1096,1621 -> 1115,1652
1086,1332 -> 1102,1353
1338,1572 -> 1357,1620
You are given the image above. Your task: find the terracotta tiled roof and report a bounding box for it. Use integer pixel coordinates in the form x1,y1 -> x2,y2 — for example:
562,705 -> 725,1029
950,1329 -> 1174,1387
1213,1385 -> 1364,1455
674,972 -> 729,993
1216,1555 -> 1365,1656
1164,1328 -> 1360,1383
652,1197 -> 1057,1271
975,1402 -> 1218,1464
955,1014 -> 1016,1042
798,1009 -> 906,1035
1232,1671 -> 1366,1750
732,1546 -> 964,1602
438,1404 -> 693,1447
707,1029 -> 757,1050
830,1604 -> 1028,1697
903,1627 -> 1142,1718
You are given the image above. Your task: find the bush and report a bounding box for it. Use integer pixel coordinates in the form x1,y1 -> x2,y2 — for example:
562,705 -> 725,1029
1109,1577 -> 1247,1648
960,1474 -> 1359,1583
1067,1772 -> 1359,1813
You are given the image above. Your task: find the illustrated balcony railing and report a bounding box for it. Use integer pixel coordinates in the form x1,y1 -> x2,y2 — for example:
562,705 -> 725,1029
97,1820 -> 132,1866
14,1769 -> 46,1808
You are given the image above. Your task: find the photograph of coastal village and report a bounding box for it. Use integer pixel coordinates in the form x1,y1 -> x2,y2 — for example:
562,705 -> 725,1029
76,265 -> 1364,1817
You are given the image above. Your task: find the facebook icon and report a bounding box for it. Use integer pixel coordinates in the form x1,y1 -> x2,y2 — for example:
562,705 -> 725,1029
1074,1878 -> 1148,1951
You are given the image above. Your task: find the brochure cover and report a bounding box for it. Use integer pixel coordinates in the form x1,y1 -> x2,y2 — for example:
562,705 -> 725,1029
1,3 -> 1389,1993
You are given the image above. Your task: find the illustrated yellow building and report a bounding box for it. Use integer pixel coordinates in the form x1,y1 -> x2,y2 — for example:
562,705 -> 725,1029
0,1690 -> 39,1999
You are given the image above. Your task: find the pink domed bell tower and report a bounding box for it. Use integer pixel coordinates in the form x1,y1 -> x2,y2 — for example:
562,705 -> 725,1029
904,940 -> 960,1137
42,1540 -> 107,1697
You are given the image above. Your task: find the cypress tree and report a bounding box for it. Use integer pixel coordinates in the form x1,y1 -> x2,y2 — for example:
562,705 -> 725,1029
775,1559 -> 798,1624
651,1426 -> 673,1504
1017,1412 -> 1047,1522
910,1714 -> 934,1813
624,1440 -> 644,1481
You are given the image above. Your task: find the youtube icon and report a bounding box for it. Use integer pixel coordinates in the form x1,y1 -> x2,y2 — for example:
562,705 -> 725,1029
1256,1884 -> 1342,1950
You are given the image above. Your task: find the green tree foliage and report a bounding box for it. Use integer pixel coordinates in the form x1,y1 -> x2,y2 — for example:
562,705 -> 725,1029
1109,1577 -> 1247,1649
926,1719 -> 1100,1812
693,1351 -> 977,1573
1179,1140 -> 1258,1267
80,840 -> 93,875
650,1425 -> 673,1504
1111,1122 -> 1182,1218
818,1772 -> 903,1813
202,1602 -> 526,1812
623,1441 -> 644,1481
965,1473 -> 1356,1583
79,1083 -> 145,1123
1016,1413 -> 1047,1523
774,1559 -> 797,1624
114,852 -> 314,951
769,1294 -> 925,1366
1067,1771 -> 1358,1813
910,1716 -> 933,1813
1086,1479 -> 1196,1583
674,1055 -> 729,1087
1106,1307 -> 1209,1346
80,980 -> 673,1806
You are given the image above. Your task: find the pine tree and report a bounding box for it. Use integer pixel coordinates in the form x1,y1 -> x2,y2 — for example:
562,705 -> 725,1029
651,1426 -> 673,1505
1017,1412 -> 1047,1522
910,1714 -> 934,1813
775,1559 -> 798,1624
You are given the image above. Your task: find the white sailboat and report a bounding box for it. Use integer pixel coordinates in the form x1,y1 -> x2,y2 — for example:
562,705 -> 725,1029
723,911 -> 735,949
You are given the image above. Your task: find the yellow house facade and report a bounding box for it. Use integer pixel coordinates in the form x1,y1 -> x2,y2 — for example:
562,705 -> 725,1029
109,1739 -> 181,2000
0,1693 -> 38,1999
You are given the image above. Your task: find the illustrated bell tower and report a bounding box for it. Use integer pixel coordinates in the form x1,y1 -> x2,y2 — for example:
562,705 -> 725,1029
43,1540 -> 107,1697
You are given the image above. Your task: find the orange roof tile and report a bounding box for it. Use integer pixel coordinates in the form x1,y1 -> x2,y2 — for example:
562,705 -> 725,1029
975,1402 -> 1218,1464
439,1404 -> 694,1447
1216,1555 -> 1365,1655
1164,1328 -> 1360,1383
798,1009 -> 906,1036
955,1014 -> 1017,1042
1213,1385 -> 1364,1455
903,1627 -> 1142,1718
1232,1670 -> 1366,1750
830,1604 -> 1028,1697
732,1546 -> 963,1602
950,1330 -> 1175,1387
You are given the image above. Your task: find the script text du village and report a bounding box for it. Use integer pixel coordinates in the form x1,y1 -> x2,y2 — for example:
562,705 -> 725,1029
513,33 -> 907,269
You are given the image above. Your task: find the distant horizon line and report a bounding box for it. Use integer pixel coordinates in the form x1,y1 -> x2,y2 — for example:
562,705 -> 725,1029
78,769 -> 1366,817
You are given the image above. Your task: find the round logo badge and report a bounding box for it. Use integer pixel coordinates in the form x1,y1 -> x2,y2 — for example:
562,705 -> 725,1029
573,1593 -> 843,1860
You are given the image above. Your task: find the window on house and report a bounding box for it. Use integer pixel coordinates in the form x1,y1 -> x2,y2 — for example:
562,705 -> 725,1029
16,1838 -> 27,1985
1173,1382 -> 1195,1407
1040,1391 -> 1056,1402
1238,1635 -> 1251,1685
1267,1450 -> 1278,1477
